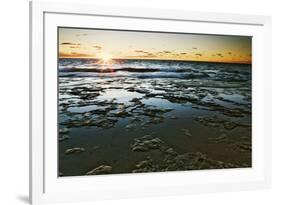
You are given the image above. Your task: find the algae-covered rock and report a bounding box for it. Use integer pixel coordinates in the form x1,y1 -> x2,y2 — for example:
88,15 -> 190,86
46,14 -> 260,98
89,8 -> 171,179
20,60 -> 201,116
65,147 -> 85,155
86,165 -> 112,175
131,135 -> 163,152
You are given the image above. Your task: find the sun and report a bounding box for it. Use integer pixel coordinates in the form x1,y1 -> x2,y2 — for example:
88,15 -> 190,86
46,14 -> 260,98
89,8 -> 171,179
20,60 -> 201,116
100,53 -> 112,62
97,52 -> 114,68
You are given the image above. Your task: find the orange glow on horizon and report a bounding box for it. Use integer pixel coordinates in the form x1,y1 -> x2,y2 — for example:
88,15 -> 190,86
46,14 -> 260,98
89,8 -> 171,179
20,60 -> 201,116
59,28 -> 252,64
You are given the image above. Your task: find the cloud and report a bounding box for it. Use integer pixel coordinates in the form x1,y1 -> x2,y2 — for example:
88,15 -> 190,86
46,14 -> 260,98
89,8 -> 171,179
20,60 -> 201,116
128,51 -> 157,58
228,52 -> 232,55
216,53 -> 224,57
59,52 -> 93,58
60,42 -> 80,46
192,47 -> 197,49
135,50 -> 146,53
180,52 -> 187,55
157,50 -> 172,54
195,53 -> 203,57
139,53 -> 157,58
93,46 -> 102,50
60,42 -> 72,45
75,33 -> 88,37
134,50 -> 153,56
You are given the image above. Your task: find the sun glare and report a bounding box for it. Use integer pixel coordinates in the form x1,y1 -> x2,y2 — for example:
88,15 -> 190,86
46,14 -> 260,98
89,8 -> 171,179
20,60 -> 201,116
97,53 -> 114,69
100,53 -> 112,62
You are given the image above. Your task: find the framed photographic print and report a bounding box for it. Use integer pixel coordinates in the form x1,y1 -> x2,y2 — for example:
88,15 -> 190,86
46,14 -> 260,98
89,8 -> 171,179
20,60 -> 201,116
30,0 -> 272,204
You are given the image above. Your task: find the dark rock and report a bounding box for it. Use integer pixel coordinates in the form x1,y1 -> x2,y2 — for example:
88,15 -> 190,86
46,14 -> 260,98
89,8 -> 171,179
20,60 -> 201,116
182,129 -> 192,137
59,127 -> 70,134
169,116 -> 178,119
130,98 -> 142,103
59,135 -> 69,142
65,147 -> 85,155
115,110 -> 128,117
125,123 -> 137,130
223,121 -> 237,130
86,165 -> 112,175
131,135 -> 163,152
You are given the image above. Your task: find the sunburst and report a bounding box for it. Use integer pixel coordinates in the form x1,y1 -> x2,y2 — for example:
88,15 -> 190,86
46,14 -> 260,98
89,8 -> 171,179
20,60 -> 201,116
99,53 -> 112,63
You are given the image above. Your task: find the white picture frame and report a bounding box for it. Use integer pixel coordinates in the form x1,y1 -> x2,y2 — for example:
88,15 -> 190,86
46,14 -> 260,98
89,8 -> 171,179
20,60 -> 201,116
30,0 -> 272,204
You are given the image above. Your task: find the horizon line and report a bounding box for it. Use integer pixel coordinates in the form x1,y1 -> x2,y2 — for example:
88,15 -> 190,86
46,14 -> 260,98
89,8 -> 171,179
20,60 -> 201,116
58,57 -> 252,65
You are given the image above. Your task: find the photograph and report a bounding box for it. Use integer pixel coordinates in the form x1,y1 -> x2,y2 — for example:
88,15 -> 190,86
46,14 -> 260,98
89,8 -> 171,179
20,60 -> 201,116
58,27 -> 252,177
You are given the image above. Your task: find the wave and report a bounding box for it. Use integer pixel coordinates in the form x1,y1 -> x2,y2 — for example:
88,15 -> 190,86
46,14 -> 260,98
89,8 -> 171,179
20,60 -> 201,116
58,59 -> 251,81
59,67 -> 196,73
136,72 -> 209,79
59,70 -> 209,80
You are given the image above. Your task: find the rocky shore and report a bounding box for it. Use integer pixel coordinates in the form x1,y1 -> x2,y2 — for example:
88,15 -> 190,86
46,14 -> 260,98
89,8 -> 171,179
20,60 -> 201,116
58,76 -> 251,176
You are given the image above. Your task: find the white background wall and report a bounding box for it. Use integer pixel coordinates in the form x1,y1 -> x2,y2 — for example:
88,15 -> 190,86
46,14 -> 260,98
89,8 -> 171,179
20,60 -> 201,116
0,0 -> 279,204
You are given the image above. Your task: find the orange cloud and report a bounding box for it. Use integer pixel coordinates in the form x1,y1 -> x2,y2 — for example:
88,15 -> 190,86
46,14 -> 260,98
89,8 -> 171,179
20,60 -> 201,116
60,42 -> 80,46
135,50 -> 145,53
59,52 -> 93,58
216,53 -> 224,57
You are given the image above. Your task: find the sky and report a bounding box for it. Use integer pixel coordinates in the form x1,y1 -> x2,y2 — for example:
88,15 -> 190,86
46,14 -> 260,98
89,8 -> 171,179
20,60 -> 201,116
58,27 -> 252,64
